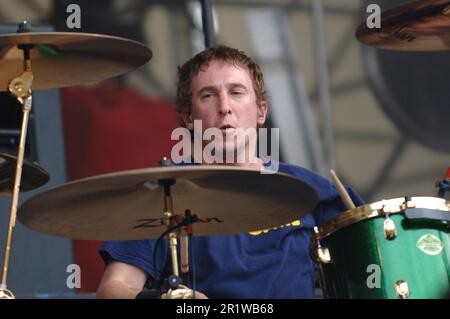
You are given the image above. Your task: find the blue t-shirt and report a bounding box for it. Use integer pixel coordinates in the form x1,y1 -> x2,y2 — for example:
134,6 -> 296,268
100,162 -> 364,298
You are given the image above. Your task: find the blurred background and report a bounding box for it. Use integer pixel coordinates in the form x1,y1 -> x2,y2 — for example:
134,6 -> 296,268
0,0 -> 448,298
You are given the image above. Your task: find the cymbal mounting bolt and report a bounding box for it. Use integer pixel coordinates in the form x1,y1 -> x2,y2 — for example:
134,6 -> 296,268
17,21 -> 32,33
159,157 -> 172,167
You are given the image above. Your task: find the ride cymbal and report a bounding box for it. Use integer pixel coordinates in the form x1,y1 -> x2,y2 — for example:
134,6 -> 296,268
17,165 -> 318,240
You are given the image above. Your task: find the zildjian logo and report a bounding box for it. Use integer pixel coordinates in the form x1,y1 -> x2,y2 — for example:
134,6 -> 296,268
133,217 -> 224,229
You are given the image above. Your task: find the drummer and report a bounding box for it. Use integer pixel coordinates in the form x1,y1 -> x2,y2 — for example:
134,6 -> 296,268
96,45 -> 364,299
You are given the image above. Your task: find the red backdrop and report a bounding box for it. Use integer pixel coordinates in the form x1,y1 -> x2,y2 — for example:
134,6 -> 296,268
60,85 -> 178,293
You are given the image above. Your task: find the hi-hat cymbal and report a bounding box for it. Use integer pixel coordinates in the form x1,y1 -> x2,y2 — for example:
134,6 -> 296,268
17,165 -> 318,240
0,32 -> 152,91
0,152 -> 49,194
356,0 -> 450,51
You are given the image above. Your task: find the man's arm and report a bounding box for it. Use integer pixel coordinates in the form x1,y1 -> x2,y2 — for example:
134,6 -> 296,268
96,261 -> 148,299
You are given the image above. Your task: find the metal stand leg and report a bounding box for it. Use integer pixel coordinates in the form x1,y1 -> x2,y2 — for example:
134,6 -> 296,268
0,30 -> 34,298
0,93 -> 33,299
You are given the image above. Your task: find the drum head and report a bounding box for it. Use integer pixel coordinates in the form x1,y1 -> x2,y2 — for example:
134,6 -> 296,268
316,196 -> 450,240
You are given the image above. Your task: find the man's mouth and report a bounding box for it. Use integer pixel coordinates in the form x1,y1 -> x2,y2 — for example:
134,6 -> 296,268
219,125 -> 235,133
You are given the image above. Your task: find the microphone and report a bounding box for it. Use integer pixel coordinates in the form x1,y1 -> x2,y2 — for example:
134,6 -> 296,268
180,225 -> 191,274
437,168 -> 450,198
181,210 -> 196,275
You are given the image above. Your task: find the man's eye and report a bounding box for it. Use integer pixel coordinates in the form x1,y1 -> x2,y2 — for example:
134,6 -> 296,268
201,94 -> 213,99
231,91 -> 244,96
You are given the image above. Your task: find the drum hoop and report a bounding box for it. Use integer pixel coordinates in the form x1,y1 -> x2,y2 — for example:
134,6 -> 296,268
315,196 -> 450,240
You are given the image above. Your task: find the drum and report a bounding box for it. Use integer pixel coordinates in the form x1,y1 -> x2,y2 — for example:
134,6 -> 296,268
312,196 -> 450,299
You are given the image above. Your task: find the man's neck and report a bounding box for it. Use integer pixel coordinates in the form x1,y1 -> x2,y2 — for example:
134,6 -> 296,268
192,153 -> 264,170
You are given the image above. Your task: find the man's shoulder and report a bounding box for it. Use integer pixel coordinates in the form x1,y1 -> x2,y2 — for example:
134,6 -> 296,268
278,162 -> 328,182
277,162 -> 365,224
277,162 -> 336,201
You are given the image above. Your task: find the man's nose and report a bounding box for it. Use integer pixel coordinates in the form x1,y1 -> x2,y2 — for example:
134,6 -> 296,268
218,94 -> 232,115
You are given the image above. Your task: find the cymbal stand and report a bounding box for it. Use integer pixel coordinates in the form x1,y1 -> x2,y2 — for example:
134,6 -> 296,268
0,22 -> 34,299
158,178 -> 193,299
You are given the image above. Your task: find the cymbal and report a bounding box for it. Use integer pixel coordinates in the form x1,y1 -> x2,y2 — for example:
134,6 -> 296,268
0,152 -> 49,194
356,0 -> 450,51
0,32 -> 152,91
17,165 -> 318,240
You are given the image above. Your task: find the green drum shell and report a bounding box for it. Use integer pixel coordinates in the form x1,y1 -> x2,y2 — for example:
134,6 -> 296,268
314,197 -> 450,299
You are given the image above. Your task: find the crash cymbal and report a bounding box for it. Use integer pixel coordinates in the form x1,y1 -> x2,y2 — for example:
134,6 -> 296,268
0,152 -> 49,194
356,0 -> 450,51
0,32 -> 152,91
17,165 -> 318,240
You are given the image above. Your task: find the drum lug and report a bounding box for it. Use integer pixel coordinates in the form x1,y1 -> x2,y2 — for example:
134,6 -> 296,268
383,216 -> 397,240
313,227 -> 332,263
316,246 -> 332,264
395,280 -> 409,299
404,196 -> 415,209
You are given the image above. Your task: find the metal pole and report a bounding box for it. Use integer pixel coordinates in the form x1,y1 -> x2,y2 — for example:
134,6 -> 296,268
200,0 -> 215,47
1,96 -> 32,295
311,0 -> 335,170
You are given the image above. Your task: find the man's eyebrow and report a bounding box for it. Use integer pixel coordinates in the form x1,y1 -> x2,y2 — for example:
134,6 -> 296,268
228,83 -> 248,90
196,83 -> 248,95
197,86 -> 217,95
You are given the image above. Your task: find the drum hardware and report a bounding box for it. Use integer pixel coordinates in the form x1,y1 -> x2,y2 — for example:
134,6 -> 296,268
312,226 -> 332,264
146,207 -> 199,299
312,170 -> 349,263
315,197 -> 450,241
312,226 -> 331,299
160,213 -> 192,298
381,199 -> 398,240
1,21 -> 38,300
395,280 -> 410,299
312,170 -> 349,301
158,209 -> 198,299
383,214 -> 397,240
315,196 -> 450,299
404,195 -> 450,228
405,195 -> 415,209
314,243 -> 332,264
154,158 -> 194,299
0,21 -> 153,299
159,172 -> 179,278
164,214 -> 180,278
166,285 -> 194,299
179,210 -> 194,275
0,152 -> 49,300
0,289 -> 14,299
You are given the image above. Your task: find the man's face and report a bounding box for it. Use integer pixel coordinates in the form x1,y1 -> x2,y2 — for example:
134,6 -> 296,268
185,59 -> 267,158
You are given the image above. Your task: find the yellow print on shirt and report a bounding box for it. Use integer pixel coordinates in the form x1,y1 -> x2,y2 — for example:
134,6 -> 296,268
248,220 -> 301,236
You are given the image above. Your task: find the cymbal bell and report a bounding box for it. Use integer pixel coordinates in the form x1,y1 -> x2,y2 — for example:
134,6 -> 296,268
356,0 -> 450,51
17,165 -> 318,240
0,32 -> 152,91
0,152 -> 49,194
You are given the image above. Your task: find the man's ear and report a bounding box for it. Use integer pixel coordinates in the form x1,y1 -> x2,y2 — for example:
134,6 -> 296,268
181,112 -> 194,130
257,101 -> 269,128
